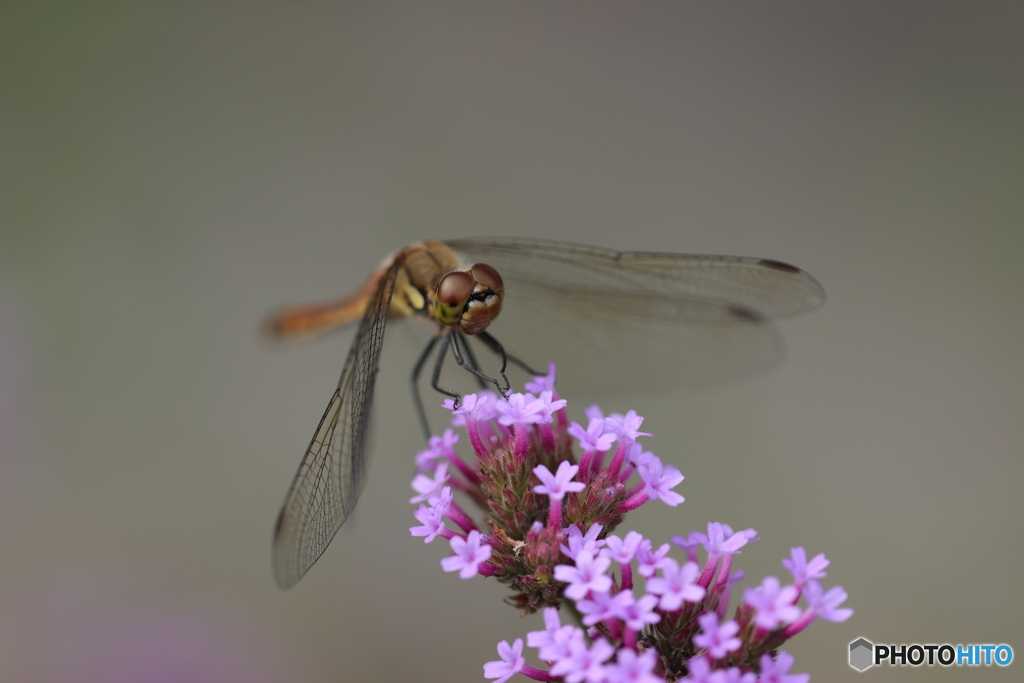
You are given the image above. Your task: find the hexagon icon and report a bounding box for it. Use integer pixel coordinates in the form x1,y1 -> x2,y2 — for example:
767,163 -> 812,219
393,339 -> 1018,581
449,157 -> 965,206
849,638 -> 874,671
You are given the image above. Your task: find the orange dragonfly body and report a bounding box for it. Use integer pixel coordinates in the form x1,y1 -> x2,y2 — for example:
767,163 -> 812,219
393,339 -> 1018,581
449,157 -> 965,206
269,240 -> 496,339
268,237 -> 824,588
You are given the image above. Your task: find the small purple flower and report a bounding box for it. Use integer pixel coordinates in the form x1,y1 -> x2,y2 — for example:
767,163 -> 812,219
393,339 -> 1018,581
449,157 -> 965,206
554,550 -> 613,600
533,461 -> 585,501
697,523 -> 754,557
537,390 -> 568,421
601,530 -> 644,565
646,557 -> 705,611
561,523 -> 606,560
430,427 -> 460,454
617,592 -> 661,631
568,417 -> 617,452
418,425 -> 456,462
671,531 -> 705,564
441,529 -> 492,578
524,361 -> 558,394
576,589 -> 633,627
782,547 -> 829,586
719,667 -> 758,683
414,443 -> 445,471
483,638 -> 525,683
626,442 -> 656,469
528,614 -> 585,667
685,659 -> 757,683
526,608 -> 584,662
526,607 -> 562,648
497,392 -> 555,425
729,525 -> 760,543
635,538 -> 671,577
409,462 -> 450,504
744,576 -> 801,630
604,648 -> 662,683
804,580 -> 853,622
549,636 -> 615,683
410,486 -> 453,542
534,460 -> 583,529
443,390 -> 500,422
683,656 -> 716,683
604,409 -> 652,442
758,651 -> 809,683
693,612 -> 741,659
636,456 -> 685,506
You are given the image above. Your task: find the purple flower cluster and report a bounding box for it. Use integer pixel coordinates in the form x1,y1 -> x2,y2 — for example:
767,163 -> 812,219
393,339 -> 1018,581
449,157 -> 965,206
409,364 -> 851,682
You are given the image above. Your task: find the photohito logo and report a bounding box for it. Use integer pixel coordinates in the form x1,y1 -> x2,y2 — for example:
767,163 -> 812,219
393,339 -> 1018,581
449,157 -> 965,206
849,637 -> 1013,671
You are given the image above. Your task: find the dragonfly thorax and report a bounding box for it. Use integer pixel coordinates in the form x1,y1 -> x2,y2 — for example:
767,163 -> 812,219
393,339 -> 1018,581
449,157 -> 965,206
433,263 -> 505,335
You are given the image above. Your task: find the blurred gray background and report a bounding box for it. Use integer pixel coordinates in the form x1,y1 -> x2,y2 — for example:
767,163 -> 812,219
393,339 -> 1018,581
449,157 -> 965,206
2,2 -> 1022,681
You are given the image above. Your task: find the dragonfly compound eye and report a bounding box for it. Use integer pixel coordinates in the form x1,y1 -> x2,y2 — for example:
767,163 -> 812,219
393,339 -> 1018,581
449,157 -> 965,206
470,263 -> 503,291
460,263 -> 505,336
435,270 -> 474,325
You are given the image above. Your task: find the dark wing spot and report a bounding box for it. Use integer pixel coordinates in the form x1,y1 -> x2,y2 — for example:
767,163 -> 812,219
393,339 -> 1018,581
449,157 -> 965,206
759,259 -> 801,274
273,508 -> 287,539
728,305 -> 763,323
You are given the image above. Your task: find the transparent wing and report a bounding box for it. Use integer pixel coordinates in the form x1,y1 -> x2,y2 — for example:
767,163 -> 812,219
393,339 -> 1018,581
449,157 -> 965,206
445,237 -> 825,393
271,256 -> 403,589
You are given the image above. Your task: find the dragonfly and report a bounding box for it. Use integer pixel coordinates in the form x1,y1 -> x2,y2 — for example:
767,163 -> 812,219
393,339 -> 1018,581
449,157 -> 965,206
267,237 -> 824,589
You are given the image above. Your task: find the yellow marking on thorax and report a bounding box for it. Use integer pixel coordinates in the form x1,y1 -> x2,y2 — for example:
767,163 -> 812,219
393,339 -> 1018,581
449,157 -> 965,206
397,283 -> 426,315
400,241 -> 464,323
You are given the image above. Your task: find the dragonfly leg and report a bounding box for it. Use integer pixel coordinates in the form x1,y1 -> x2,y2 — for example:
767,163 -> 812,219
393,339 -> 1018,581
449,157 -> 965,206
411,333 -> 442,439
451,331 -> 509,397
430,332 -> 465,408
476,330 -> 544,384
457,333 -> 490,391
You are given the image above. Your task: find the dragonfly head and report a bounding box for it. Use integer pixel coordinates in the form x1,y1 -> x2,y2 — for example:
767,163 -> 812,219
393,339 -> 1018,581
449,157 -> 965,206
433,263 -> 504,334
